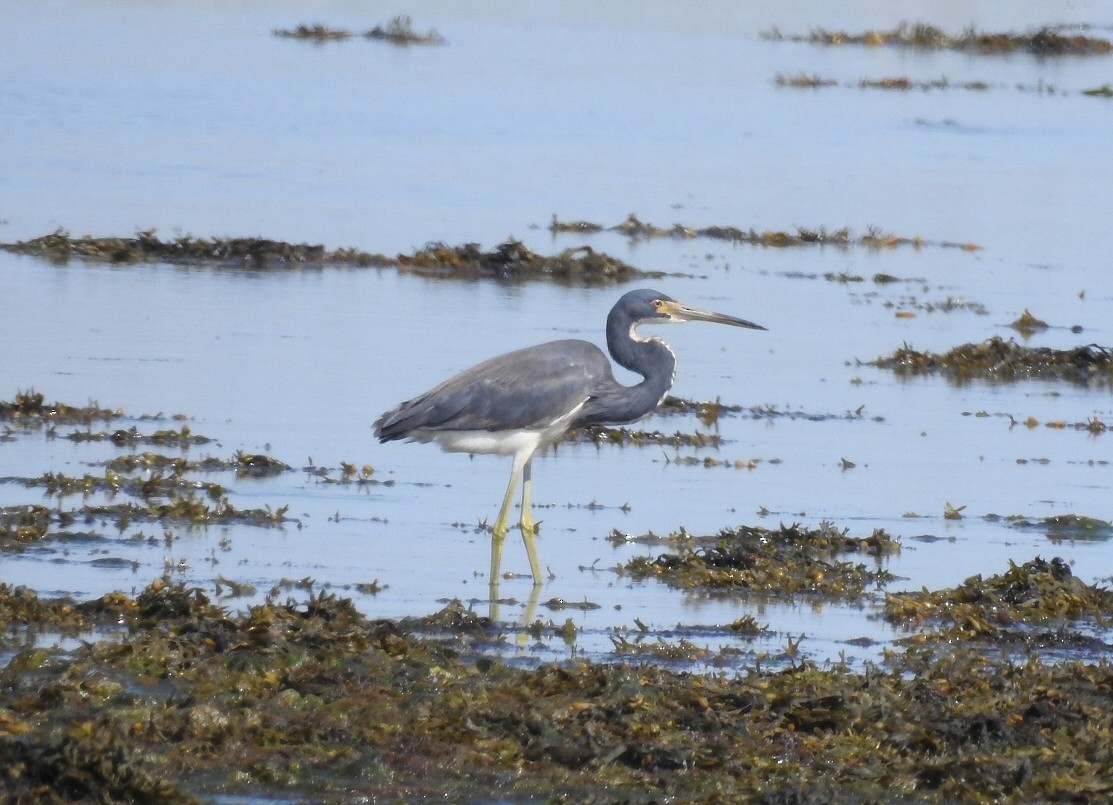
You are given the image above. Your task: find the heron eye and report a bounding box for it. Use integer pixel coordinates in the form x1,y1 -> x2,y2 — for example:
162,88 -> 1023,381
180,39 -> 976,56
652,299 -> 663,309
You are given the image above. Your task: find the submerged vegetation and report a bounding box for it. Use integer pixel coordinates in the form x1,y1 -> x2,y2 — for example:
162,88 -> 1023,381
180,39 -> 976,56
396,239 -> 657,284
549,213 -> 981,251
274,16 -> 444,45
565,425 -> 723,449
366,15 -> 444,45
764,22 -> 1113,55
870,337 -> 1113,386
0,230 -> 393,268
0,232 -> 657,285
0,393 -> 294,552
622,522 -> 899,599
778,73 -> 993,92
0,390 -> 122,428
658,395 -> 881,425
779,73 -> 1112,99
997,513 -> 1113,542
0,216 -> 986,282
885,556 -> 1113,642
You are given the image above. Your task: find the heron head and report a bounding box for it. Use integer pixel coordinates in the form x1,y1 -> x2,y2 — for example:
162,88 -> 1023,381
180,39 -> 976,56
616,288 -> 766,331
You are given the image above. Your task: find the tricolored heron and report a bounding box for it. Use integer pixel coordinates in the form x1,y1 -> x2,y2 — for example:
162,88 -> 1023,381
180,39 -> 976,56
373,288 -> 765,587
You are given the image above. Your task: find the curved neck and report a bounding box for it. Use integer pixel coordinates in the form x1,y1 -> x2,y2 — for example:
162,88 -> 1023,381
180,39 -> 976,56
601,308 -> 676,423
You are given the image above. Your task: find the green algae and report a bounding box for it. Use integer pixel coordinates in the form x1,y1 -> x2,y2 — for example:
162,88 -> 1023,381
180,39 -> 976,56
622,522 -> 899,599
869,337 -> 1113,386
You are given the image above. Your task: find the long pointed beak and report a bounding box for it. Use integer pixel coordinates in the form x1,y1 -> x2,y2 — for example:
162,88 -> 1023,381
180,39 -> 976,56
662,300 -> 766,330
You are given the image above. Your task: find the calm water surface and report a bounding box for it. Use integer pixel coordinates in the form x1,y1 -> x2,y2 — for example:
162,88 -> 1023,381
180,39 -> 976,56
2,0 -> 1111,668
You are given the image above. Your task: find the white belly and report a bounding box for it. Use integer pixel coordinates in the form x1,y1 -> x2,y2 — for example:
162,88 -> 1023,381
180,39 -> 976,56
416,428 -> 546,457
410,403 -> 584,459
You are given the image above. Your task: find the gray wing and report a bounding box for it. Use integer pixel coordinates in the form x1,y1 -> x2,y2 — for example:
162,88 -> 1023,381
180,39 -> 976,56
374,339 -> 615,440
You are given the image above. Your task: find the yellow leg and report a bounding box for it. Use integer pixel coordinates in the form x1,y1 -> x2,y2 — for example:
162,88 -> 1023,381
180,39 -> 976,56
490,457 -> 525,584
518,460 -> 543,585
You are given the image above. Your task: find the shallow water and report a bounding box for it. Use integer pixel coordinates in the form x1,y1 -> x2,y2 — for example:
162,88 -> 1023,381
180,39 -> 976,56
2,0 -> 1112,670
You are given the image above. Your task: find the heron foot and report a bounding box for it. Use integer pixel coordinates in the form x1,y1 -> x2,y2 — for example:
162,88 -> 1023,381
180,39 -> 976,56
519,517 -> 543,586
490,518 -> 509,583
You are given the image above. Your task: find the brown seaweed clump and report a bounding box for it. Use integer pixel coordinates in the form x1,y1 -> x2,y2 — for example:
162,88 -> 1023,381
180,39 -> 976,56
869,336 -> 1113,386
764,22 -> 1113,55
397,239 -> 658,285
549,213 -> 980,252
565,424 -> 722,448
885,556 -> 1113,641
2,232 -> 656,286
0,390 -> 122,428
0,229 -> 393,268
274,16 -> 444,45
5,578 -> 1113,802
623,521 -> 899,598
1002,513 -> 1113,541
365,15 -> 444,45
272,23 -> 352,41
1009,309 -> 1050,336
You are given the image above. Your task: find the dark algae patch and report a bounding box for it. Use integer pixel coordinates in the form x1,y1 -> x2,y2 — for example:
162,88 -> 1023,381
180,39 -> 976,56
6,579 -> 1113,803
0,230 -> 393,268
549,212 -> 980,251
870,337 -> 1113,386
1002,514 -> 1113,542
1,232 -> 656,285
565,425 -> 723,449
0,390 -> 121,429
884,556 -> 1113,643
397,239 -> 658,284
274,16 -> 445,46
0,393 -> 293,551
365,15 -> 444,46
272,23 -> 351,42
763,21 -> 1113,55
1009,309 -> 1051,336
622,522 -> 900,599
